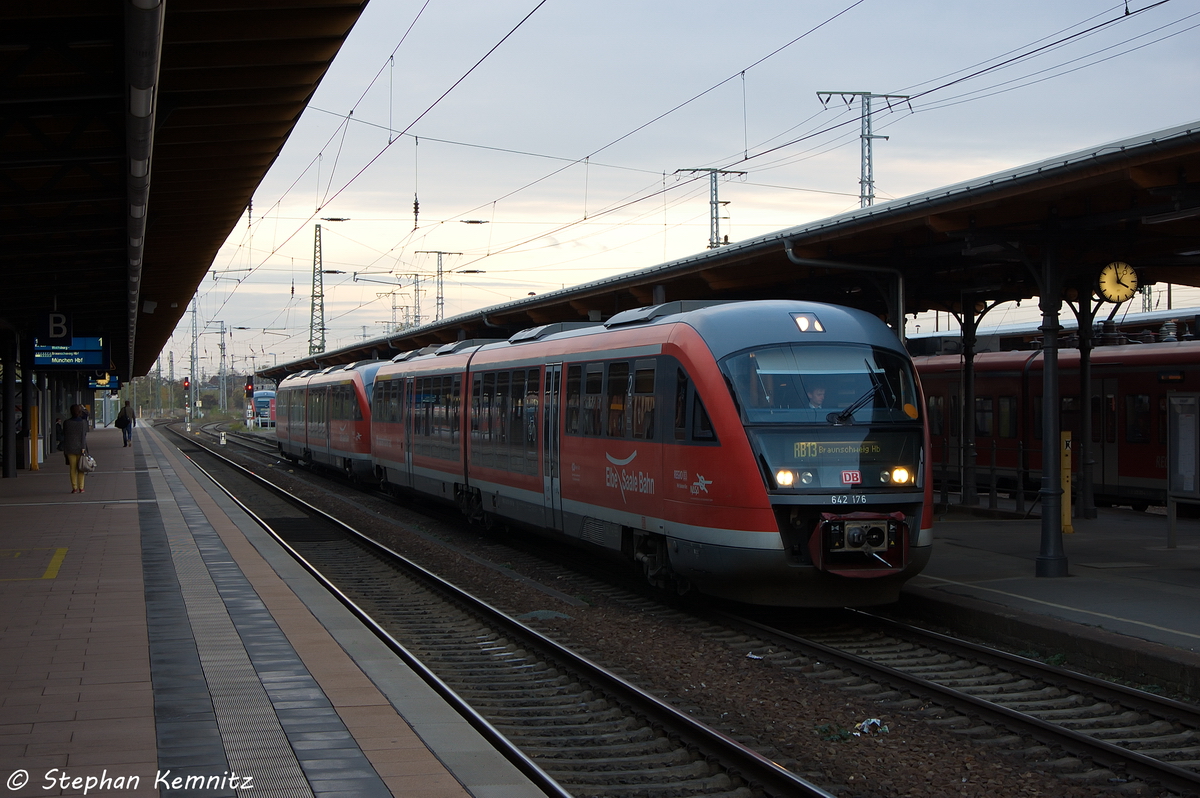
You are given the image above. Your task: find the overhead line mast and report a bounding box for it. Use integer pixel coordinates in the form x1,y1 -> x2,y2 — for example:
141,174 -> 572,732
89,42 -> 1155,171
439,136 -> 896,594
675,168 -> 745,249
817,91 -> 910,208
416,251 -> 460,322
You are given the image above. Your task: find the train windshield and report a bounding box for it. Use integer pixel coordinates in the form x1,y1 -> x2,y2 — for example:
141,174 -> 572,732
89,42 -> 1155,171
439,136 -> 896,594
722,344 -> 923,491
721,343 -> 920,425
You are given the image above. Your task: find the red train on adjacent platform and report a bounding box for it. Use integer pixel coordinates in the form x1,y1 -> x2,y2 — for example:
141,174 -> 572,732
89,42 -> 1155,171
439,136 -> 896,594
276,300 -> 933,607
915,340 -> 1200,510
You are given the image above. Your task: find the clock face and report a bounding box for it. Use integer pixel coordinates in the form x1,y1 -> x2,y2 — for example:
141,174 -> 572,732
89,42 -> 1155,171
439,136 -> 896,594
1098,261 -> 1138,303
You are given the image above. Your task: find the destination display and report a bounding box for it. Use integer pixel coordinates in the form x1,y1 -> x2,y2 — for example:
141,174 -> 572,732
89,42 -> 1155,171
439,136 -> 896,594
33,336 -> 108,370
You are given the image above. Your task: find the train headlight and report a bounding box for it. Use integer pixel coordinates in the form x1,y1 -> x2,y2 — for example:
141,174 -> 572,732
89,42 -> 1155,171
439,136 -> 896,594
775,469 -> 795,487
799,470 -> 814,485
891,467 -> 912,484
791,312 -> 825,333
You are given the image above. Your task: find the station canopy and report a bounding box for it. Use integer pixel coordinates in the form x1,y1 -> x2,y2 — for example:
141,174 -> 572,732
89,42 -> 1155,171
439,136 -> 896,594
263,120 -> 1200,380
0,0 -> 368,380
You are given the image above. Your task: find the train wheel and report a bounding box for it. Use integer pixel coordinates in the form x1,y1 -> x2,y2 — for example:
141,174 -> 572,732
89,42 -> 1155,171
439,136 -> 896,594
635,535 -> 673,591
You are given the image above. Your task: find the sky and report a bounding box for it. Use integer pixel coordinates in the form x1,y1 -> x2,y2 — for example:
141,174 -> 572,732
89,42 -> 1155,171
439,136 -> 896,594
160,0 -> 1200,379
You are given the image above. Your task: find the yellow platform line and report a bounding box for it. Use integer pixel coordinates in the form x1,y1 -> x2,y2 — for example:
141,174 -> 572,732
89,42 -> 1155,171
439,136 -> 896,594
42,547 -> 68,579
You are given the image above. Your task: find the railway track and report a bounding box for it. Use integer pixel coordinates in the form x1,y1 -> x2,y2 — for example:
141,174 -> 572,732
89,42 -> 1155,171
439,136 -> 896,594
172,421 -> 1200,796
165,426 -> 836,798
710,610 -> 1200,796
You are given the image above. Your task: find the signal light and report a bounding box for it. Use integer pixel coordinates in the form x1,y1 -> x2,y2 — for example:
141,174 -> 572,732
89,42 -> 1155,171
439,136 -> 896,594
245,379 -> 254,398
183,377 -> 190,391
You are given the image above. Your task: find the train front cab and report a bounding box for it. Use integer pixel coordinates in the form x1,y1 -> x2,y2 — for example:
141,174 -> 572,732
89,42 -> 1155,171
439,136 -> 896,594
663,304 -> 933,607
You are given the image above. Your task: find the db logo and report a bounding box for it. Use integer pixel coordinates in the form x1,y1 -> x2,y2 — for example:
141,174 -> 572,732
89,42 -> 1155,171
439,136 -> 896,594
841,470 -> 861,485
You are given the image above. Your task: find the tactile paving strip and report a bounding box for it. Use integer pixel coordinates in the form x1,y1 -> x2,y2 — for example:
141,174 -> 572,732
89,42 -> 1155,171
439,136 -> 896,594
138,436 -> 391,798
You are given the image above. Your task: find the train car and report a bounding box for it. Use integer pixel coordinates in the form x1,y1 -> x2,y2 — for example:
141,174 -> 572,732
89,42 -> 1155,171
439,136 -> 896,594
252,389 -> 276,428
915,340 -> 1200,510
372,343 -> 476,504
371,300 -> 933,607
276,361 -> 382,480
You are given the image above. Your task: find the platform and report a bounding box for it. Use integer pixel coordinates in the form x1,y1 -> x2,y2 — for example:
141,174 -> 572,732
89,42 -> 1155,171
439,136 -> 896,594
0,424 -> 546,798
897,500 -> 1200,698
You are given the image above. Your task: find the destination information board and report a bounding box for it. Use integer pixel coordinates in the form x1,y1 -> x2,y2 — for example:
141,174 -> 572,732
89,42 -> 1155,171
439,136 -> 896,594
33,336 -> 107,369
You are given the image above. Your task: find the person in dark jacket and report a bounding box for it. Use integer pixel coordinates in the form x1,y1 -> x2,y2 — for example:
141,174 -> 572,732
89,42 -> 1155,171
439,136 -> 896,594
117,400 -> 136,447
63,404 -> 89,493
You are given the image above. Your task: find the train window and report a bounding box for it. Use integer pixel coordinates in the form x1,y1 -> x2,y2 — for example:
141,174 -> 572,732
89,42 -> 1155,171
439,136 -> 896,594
631,360 -> 655,440
674,369 -> 688,441
1159,394 -> 1168,445
582,363 -> 604,436
508,370 -> 525,470
524,370 -> 540,471
975,397 -> 993,437
565,366 -> 581,435
1060,396 -> 1079,443
606,362 -> 629,438
692,393 -> 716,441
451,375 -> 461,443
471,375 -> 482,433
1105,394 -> 1117,443
998,396 -> 1018,439
1125,394 -> 1151,443
926,395 -> 944,436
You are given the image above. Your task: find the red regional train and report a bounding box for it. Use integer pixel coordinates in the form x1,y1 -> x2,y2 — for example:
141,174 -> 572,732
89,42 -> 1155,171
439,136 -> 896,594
915,340 -> 1200,510
276,361 -> 383,481
277,300 -> 933,607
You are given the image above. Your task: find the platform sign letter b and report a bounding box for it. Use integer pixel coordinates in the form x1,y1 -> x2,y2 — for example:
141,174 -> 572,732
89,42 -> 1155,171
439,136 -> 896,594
39,312 -> 72,344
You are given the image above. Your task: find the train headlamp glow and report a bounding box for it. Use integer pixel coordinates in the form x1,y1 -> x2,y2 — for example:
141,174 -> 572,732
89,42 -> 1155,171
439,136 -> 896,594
775,469 -> 795,487
880,467 -> 912,484
791,312 -> 825,333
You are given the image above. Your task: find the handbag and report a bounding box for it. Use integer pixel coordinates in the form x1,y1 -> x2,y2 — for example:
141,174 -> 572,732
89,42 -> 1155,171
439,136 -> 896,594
78,452 -> 97,473
115,414 -> 128,429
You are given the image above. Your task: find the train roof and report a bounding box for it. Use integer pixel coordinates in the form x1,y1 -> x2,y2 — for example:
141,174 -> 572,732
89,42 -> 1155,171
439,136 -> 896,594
914,339 -> 1200,372
500,300 -> 905,361
370,301 -> 910,374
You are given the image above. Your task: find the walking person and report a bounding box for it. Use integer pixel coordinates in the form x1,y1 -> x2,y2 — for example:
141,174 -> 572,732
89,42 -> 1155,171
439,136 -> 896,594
116,400 -> 136,447
63,404 -> 90,494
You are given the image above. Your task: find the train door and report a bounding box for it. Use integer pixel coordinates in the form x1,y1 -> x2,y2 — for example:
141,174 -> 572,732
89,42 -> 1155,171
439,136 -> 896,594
1091,378 -> 1119,493
944,384 -> 962,480
402,377 -> 415,489
542,364 -> 563,530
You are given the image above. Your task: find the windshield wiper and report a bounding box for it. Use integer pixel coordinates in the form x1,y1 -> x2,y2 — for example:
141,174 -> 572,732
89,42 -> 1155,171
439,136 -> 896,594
828,359 -> 882,425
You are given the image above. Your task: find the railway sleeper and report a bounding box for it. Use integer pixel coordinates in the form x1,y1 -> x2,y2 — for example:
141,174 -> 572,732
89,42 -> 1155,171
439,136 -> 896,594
947,724 -> 1004,738
1057,711 -> 1153,732
426,660 -> 549,675
483,704 -> 620,723
552,774 -> 742,798
941,676 -> 1037,691
980,685 -> 1071,701
456,687 -> 595,703
842,643 -> 927,658
1116,728 -> 1198,746
1020,701 -> 1116,719
549,759 -> 716,784
520,734 -> 676,758
532,747 -> 695,771
1057,767 -> 1121,783
491,717 -> 647,736
901,662 -> 989,677
556,768 -> 734,792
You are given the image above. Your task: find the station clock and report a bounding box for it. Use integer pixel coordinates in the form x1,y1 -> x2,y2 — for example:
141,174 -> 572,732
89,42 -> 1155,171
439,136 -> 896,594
1098,261 -> 1138,303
